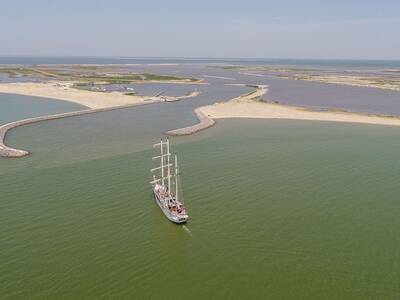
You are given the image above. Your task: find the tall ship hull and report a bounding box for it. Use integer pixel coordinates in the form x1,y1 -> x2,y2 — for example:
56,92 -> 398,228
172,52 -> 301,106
153,185 -> 188,223
150,138 -> 188,224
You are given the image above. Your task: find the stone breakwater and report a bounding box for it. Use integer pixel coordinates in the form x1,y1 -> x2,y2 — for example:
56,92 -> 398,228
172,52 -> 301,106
0,100 -> 160,158
165,107 -> 216,136
1,84 -> 262,156
0,88 -> 200,158
165,85 -> 266,136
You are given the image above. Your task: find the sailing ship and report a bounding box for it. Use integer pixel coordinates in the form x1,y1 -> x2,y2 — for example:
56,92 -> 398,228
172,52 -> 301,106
150,138 -> 188,224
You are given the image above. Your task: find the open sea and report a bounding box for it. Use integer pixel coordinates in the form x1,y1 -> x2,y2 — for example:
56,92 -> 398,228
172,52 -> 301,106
1,56 -> 400,70
1,118 -> 400,299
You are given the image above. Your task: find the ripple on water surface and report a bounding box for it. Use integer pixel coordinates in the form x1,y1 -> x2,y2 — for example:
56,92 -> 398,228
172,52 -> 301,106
0,93 -> 85,124
1,119 -> 400,298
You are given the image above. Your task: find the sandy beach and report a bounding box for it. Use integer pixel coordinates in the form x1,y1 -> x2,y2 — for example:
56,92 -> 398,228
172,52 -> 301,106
0,81 -> 200,157
165,85 -> 267,135
0,82 -> 199,109
3,82 -> 400,158
200,86 -> 400,127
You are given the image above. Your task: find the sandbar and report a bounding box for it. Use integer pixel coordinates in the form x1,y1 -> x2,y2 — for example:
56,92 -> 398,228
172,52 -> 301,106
200,86 -> 400,127
0,81 -> 199,109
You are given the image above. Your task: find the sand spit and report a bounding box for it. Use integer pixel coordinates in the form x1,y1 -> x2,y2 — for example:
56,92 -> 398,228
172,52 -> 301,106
203,75 -> 237,81
0,82 -> 200,109
162,89 -> 200,101
165,85 -> 267,136
0,84 -> 200,157
167,84 -> 400,136
0,82 -> 147,109
4,82 -> 400,157
201,87 -> 400,127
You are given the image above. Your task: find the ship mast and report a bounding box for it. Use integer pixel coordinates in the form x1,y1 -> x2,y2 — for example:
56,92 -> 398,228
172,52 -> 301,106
175,154 -> 179,201
160,138 -> 164,186
166,138 -> 171,192
150,139 -> 173,186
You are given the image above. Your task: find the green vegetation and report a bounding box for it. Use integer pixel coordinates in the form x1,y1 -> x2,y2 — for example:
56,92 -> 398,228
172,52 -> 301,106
78,74 -> 143,84
0,65 -> 201,83
327,107 -> 349,113
208,65 -> 242,70
76,73 -> 197,84
72,82 -> 92,87
0,67 -> 39,77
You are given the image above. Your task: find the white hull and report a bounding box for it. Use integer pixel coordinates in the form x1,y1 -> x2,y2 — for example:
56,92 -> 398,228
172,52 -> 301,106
154,189 -> 188,224
151,138 -> 188,224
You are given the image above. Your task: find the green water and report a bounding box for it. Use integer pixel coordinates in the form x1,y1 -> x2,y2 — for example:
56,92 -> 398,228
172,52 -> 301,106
1,119 -> 400,299
0,93 -> 85,124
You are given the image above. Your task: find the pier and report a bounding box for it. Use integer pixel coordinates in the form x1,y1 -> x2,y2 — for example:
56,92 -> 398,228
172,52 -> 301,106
165,85 -> 266,136
165,108 -> 216,136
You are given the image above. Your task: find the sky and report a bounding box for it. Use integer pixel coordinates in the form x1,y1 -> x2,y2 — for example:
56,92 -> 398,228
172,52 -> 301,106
1,0 -> 399,59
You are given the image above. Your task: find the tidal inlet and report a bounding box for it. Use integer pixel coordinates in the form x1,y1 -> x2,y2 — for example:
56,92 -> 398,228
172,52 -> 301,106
1,1 -> 400,299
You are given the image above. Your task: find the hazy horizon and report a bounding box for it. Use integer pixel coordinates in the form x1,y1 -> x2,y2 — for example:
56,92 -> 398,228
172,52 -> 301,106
1,55 -> 400,61
1,0 -> 399,60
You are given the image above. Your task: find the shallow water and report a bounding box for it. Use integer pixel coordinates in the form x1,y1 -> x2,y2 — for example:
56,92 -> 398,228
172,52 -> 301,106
106,63 -> 400,116
0,84 -> 251,172
2,61 -> 400,117
2,59 -> 400,299
0,93 -> 85,124
264,76 -> 400,115
1,119 -> 400,299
